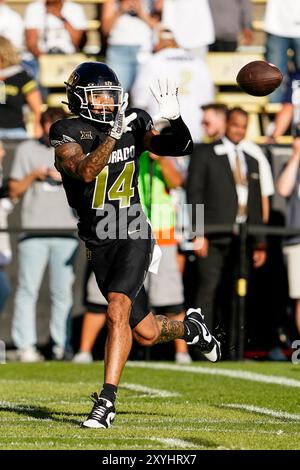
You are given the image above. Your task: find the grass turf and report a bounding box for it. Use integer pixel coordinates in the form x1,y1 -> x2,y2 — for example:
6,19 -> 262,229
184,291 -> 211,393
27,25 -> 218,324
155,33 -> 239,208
0,361 -> 300,450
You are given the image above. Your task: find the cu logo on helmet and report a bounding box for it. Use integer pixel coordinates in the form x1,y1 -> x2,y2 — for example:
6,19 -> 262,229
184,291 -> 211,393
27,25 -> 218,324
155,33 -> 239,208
68,72 -> 80,86
291,340 -> 300,364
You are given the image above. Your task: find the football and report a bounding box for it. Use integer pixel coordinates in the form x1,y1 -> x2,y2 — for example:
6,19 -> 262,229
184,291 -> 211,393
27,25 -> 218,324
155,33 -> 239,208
236,60 -> 283,96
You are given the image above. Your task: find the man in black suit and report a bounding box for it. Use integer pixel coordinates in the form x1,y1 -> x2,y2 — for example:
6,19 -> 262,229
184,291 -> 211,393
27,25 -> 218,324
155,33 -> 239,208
187,107 -> 266,340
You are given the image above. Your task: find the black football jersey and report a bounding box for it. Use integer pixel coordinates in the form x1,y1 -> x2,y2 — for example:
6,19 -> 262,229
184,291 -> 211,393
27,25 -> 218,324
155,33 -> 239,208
49,109 -> 153,245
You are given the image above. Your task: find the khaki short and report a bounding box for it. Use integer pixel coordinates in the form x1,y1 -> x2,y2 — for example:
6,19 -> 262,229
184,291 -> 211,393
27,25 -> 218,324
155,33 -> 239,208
283,244 -> 300,299
86,270 -> 107,306
145,244 -> 184,308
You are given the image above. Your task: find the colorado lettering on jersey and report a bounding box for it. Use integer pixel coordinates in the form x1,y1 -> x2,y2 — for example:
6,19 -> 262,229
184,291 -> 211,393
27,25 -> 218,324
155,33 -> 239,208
108,145 -> 135,164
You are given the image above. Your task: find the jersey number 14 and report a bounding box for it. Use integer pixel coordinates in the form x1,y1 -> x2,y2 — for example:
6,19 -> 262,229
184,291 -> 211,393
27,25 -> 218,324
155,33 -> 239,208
92,161 -> 135,210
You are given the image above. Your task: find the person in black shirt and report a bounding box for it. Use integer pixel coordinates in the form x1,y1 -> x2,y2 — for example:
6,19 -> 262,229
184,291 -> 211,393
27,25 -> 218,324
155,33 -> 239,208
50,61 -> 221,429
0,36 -> 42,139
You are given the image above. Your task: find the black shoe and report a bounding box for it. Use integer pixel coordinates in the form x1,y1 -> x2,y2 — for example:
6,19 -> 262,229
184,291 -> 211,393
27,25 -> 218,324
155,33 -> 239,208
81,393 -> 115,429
184,308 -> 221,362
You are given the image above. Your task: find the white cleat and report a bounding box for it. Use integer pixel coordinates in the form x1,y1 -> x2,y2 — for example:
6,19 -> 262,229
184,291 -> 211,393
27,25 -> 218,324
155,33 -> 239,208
81,394 -> 115,429
184,308 -> 221,362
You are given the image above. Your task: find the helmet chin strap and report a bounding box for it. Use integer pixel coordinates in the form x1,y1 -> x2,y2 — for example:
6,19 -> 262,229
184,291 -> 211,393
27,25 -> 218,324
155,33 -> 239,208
91,113 -> 115,127
80,111 -> 114,128
86,103 -> 116,126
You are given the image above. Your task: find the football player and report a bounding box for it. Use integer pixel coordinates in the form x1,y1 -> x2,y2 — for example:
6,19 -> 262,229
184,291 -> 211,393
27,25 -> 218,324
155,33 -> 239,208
49,61 -> 221,429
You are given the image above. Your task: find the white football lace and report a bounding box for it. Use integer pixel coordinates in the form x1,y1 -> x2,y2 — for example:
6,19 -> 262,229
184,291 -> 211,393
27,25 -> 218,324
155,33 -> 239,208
90,403 -> 107,421
89,394 -> 110,421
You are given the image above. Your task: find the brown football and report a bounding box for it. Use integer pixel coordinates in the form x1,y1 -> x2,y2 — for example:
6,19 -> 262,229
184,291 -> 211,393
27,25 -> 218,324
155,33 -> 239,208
236,60 -> 283,96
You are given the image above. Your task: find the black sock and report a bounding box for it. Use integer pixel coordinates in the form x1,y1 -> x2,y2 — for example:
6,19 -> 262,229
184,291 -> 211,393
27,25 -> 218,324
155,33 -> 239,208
99,383 -> 118,404
182,320 -> 199,342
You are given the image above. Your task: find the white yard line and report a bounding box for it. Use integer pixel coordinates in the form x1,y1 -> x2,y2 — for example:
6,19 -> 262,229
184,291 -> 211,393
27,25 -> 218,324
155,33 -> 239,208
0,380 -> 179,400
222,403 -> 300,421
121,382 -> 179,398
150,438 -> 199,449
126,361 -> 300,388
0,401 -> 36,411
0,379 -> 98,386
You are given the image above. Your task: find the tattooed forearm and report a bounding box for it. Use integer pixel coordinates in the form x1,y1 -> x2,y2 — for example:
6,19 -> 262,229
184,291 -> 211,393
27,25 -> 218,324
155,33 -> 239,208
155,315 -> 185,344
55,136 -> 116,182
77,136 -> 116,182
55,143 -> 85,178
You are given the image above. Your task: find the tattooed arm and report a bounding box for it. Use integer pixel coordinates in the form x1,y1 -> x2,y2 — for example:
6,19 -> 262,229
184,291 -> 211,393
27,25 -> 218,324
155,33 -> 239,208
54,137 -> 116,183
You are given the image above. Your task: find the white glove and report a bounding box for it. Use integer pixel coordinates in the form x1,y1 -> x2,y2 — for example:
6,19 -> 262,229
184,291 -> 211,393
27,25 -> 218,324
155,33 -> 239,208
150,78 -> 180,120
109,93 -> 137,140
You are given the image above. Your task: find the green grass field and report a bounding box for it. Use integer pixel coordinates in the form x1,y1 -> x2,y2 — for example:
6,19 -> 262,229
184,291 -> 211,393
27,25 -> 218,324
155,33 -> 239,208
0,360 -> 300,450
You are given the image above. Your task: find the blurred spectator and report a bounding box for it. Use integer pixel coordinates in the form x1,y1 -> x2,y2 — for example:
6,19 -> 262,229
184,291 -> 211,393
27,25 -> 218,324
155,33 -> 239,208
169,154 -> 191,256
132,28 -> 214,143
0,0 -> 24,51
201,103 -> 275,223
264,0 -> 300,103
73,266 -> 107,363
101,0 -> 161,92
25,0 -> 87,56
209,0 -> 252,52
0,141 -> 7,194
0,36 -> 43,140
0,141 -> 12,314
162,0 -> 215,57
276,137 -> 300,338
271,71 -> 300,139
201,103 -> 227,142
187,108 -> 266,335
9,107 -> 78,362
24,0 -> 87,79
139,143 -> 191,364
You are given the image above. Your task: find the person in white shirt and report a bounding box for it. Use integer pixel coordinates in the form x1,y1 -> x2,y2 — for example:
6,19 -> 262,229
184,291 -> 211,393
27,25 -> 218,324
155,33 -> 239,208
201,103 -> 275,223
162,0 -> 215,58
264,0 -> 300,103
209,0 -> 252,52
101,0 -> 161,92
25,0 -> 87,58
0,0 -> 24,51
132,28 -> 214,143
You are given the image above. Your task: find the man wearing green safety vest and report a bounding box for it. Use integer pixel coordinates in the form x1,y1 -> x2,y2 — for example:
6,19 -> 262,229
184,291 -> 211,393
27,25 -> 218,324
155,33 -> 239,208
139,148 -> 192,364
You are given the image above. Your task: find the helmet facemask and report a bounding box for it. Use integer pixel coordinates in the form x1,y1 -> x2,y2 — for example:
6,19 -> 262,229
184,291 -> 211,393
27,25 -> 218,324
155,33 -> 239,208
71,85 -> 123,126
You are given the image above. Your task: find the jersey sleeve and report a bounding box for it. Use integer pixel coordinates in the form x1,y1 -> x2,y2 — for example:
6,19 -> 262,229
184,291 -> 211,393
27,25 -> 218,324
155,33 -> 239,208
20,71 -> 37,96
49,119 -> 77,148
131,108 -> 153,142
